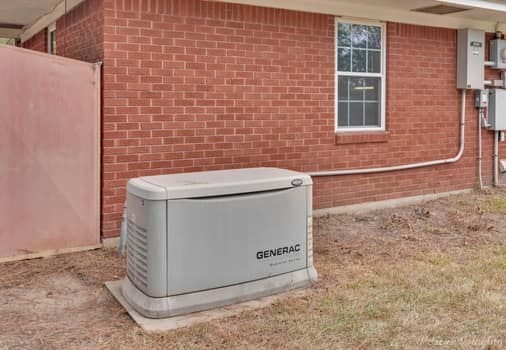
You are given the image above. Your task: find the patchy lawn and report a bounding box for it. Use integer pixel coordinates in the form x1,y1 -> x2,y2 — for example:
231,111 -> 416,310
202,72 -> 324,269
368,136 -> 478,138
1,189 -> 506,349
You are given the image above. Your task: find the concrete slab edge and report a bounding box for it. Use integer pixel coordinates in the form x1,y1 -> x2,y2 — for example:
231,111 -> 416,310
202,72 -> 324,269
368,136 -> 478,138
102,237 -> 120,249
105,280 -> 308,332
313,189 -> 473,217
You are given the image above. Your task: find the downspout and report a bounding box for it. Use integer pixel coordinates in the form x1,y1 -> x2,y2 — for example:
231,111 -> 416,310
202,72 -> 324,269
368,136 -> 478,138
308,90 -> 467,177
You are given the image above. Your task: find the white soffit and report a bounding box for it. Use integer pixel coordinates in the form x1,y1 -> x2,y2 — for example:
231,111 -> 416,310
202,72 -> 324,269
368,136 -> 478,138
219,0 -> 506,31
0,0 -> 85,41
20,0 -> 85,42
438,0 -> 506,13
0,0 -> 61,38
8,0 -> 506,42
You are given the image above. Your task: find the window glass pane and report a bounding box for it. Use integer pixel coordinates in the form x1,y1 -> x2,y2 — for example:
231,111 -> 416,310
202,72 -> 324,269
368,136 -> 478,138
349,77 -> 365,100
338,102 -> 349,127
337,48 -> 351,72
336,22 -> 383,129
338,76 -> 350,100
352,49 -> 366,72
368,26 -> 381,49
364,77 -> 381,101
365,102 -> 380,126
349,102 -> 364,126
338,23 -> 351,47
351,24 -> 367,48
367,51 -> 381,73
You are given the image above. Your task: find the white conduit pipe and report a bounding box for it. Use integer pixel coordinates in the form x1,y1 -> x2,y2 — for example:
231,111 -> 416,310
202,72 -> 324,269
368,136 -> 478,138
308,90 -> 467,177
119,202 -> 127,255
494,131 -> 499,187
478,109 -> 483,190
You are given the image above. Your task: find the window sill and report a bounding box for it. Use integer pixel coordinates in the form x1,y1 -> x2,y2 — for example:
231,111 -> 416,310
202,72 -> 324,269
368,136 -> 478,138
335,131 -> 390,145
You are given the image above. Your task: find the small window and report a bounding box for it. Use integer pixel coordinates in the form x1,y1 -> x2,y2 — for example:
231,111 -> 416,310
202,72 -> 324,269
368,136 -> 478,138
0,38 -> 15,46
48,23 -> 56,55
336,20 -> 386,131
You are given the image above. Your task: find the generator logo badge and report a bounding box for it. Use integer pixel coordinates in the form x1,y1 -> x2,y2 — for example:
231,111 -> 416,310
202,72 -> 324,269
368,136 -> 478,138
256,244 -> 301,260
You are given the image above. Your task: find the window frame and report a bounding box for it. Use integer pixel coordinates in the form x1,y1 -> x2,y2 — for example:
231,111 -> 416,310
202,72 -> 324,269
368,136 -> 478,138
335,18 -> 387,132
47,22 -> 56,55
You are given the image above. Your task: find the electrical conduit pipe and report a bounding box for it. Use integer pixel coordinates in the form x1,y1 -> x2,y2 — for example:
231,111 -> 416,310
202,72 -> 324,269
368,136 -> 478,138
308,90 -> 467,177
478,109 -> 484,189
494,131 -> 499,187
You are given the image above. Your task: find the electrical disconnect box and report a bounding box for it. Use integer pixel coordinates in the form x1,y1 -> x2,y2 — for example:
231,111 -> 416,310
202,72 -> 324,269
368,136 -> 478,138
490,39 -> 506,69
475,89 -> 489,108
488,89 -> 506,130
457,29 -> 485,90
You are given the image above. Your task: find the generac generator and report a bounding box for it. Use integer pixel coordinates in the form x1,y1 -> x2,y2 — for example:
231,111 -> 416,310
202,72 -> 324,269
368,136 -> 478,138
122,167 -> 317,318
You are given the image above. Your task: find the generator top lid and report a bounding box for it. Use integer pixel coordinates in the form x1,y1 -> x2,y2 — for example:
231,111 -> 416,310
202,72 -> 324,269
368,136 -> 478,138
127,167 -> 312,200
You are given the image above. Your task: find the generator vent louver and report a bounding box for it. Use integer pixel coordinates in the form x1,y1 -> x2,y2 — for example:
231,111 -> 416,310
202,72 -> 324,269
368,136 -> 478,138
126,219 -> 149,289
412,4 -> 470,14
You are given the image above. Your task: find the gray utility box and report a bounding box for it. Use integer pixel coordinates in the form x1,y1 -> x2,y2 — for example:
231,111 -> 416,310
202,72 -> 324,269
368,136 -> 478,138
489,39 -> 506,70
123,167 -> 317,318
457,28 -> 485,90
488,89 -> 506,130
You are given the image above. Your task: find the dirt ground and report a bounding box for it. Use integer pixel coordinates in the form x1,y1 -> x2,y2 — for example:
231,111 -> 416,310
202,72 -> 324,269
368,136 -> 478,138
1,189 -> 506,349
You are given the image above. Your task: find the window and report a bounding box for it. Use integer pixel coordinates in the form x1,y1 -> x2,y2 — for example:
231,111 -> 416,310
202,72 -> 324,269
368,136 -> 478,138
0,38 -> 15,46
48,23 -> 56,55
336,20 -> 385,131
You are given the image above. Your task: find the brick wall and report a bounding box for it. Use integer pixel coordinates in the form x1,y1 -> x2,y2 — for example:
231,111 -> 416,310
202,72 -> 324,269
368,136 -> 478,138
22,0 -> 503,238
100,0 -> 500,238
56,0 -> 104,62
22,0 -> 103,63
22,30 -> 47,52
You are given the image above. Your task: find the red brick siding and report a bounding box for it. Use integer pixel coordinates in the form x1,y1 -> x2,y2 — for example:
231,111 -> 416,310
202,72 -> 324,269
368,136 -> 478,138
56,0 -> 104,62
96,0 -> 496,237
21,0 -> 103,62
22,30 -> 47,52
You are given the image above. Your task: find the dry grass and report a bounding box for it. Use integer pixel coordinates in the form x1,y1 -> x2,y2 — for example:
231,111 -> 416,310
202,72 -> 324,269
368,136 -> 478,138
1,189 -> 506,349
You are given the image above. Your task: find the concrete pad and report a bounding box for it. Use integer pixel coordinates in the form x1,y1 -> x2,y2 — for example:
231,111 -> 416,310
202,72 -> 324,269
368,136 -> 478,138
105,280 -> 307,332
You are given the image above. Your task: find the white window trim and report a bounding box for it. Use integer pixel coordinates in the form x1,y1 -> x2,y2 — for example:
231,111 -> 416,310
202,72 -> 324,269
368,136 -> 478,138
47,22 -> 56,55
335,18 -> 387,133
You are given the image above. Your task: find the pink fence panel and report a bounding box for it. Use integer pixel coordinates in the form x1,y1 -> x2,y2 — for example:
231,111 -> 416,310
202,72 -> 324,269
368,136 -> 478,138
0,45 -> 100,258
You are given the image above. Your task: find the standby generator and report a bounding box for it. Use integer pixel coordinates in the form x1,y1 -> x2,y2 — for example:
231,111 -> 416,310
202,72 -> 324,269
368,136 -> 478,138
122,167 -> 317,318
